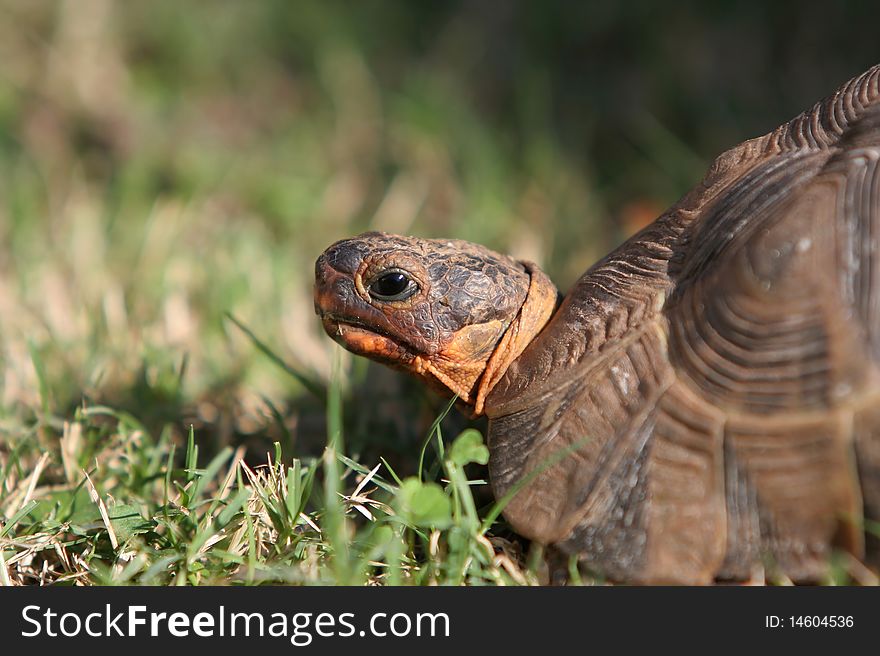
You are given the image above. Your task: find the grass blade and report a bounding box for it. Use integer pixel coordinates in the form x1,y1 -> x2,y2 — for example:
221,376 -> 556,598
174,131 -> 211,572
225,312 -> 326,401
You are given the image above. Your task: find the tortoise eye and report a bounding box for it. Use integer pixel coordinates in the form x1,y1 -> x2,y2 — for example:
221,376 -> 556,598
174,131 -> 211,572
369,271 -> 418,301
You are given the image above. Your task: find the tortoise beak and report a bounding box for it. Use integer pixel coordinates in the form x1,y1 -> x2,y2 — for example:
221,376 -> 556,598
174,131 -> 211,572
314,256 -> 360,348
313,253 -> 378,336
313,253 -> 339,319
313,255 -> 356,342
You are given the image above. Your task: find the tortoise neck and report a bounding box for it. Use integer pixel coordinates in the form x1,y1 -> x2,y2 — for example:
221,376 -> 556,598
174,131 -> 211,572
472,261 -> 558,415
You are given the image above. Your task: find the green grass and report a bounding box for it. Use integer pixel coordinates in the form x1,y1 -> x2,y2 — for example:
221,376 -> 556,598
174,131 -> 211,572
0,0 -> 593,587
0,327 -> 546,585
1,1 -> 877,586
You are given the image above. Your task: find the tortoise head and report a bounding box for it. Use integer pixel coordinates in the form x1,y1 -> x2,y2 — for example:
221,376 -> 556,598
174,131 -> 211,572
314,232 -> 558,414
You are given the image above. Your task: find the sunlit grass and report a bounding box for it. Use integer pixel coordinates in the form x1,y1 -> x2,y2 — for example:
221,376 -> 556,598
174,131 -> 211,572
0,323 -> 543,585
0,1 -> 580,586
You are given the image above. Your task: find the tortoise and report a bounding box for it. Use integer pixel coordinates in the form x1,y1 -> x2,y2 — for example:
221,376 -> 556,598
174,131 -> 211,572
313,64 -> 880,584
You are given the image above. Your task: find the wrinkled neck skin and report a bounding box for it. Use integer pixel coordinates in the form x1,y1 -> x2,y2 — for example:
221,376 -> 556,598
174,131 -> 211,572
466,262 -> 558,415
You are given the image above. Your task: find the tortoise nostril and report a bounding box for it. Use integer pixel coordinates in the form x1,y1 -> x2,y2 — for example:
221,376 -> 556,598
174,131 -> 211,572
313,256 -> 340,315
314,256 -> 332,291
314,254 -> 328,281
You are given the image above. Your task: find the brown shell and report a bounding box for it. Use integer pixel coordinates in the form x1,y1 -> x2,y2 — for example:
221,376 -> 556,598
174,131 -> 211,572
484,64 -> 880,583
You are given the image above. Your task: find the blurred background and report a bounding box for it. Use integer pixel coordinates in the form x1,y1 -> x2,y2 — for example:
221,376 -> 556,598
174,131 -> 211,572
0,0 -> 878,469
